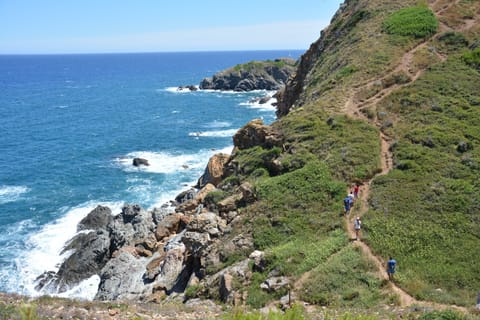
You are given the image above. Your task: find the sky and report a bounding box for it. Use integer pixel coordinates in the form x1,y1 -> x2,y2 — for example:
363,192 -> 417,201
0,0 -> 344,54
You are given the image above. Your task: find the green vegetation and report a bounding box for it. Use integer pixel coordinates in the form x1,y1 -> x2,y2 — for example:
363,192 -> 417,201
0,302 -> 16,320
235,116 -> 382,306
383,6 -> 438,38
222,304 -> 308,320
366,56 -> 480,305
336,65 -> 359,80
232,59 -> 296,72
278,112 -> 381,181
300,246 -> 385,307
216,0 -> 480,314
250,160 -> 345,249
463,47 -> 480,70
222,304 -> 383,320
417,310 -> 471,320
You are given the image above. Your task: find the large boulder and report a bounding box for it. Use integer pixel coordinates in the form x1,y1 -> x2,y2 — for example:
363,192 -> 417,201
197,154 -> 230,188
154,213 -> 188,241
35,229 -> 111,293
233,119 -> 283,150
77,205 -> 112,231
95,250 -> 150,301
108,204 -> 156,253
154,245 -> 186,292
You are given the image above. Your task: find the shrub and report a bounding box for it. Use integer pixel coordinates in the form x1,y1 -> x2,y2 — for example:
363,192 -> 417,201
383,6 -> 438,38
417,310 -> 467,320
336,65 -> 358,80
462,48 -> 480,70
437,32 -> 469,48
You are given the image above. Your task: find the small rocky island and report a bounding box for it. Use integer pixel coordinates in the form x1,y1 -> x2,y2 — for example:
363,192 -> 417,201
200,58 -> 296,91
179,58 -> 297,92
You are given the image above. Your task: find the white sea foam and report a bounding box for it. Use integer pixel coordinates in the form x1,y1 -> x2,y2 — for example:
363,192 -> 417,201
205,120 -> 232,128
17,201 -> 123,300
239,96 -> 278,112
0,185 -> 30,204
116,151 -> 209,174
148,147 -> 233,210
188,129 -> 238,138
163,86 -> 199,93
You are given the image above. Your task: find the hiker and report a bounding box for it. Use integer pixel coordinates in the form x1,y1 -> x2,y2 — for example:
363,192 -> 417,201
477,291 -> 480,310
348,190 -> 355,201
354,216 -> 362,240
354,184 -> 360,199
387,257 -> 397,280
343,196 -> 353,215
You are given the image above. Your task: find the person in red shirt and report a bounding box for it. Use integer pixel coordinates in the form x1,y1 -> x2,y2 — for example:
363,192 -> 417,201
353,184 -> 360,199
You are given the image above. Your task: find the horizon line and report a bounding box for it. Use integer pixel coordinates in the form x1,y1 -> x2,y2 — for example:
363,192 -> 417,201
0,48 -> 307,56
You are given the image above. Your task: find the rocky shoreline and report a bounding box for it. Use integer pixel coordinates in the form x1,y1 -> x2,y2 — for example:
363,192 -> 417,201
32,57 -> 295,305
33,119 -> 286,306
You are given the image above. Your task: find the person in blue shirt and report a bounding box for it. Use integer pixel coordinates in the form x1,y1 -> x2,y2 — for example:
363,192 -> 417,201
387,257 -> 397,280
343,196 -> 353,215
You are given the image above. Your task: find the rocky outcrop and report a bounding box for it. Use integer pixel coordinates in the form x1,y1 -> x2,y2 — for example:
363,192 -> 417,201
133,158 -> 150,167
199,58 -> 296,91
34,148 -> 260,302
196,153 -> 230,188
232,119 -> 283,151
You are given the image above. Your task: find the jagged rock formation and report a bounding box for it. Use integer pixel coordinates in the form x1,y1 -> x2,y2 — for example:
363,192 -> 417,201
199,58 -> 296,91
34,120 -> 266,302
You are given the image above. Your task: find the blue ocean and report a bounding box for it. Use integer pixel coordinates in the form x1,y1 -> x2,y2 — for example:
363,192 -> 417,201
0,51 -> 302,299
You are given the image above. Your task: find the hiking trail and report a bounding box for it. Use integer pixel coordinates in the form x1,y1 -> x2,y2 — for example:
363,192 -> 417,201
290,0 -> 477,313
341,0 -> 474,312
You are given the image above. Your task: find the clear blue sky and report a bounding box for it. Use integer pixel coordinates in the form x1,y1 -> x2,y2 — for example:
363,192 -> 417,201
0,0 -> 344,54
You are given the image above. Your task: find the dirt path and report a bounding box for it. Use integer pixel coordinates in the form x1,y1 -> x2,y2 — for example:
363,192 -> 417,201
343,0 -> 479,118
341,0 -> 472,312
290,0 -> 477,312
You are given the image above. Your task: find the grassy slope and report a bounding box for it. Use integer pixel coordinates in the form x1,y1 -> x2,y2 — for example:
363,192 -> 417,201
221,0 -> 480,312
366,50 -> 480,304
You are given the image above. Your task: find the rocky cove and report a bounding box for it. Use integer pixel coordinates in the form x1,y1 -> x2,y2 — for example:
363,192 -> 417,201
31,58 -> 298,304
34,115 -> 287,304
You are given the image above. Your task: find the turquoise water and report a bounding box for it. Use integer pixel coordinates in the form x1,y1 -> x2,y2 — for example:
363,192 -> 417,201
0,51 -> 302,297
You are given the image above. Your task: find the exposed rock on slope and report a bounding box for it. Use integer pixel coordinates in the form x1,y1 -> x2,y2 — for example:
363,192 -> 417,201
199,58 -> 296,91
32,119 -> 267,303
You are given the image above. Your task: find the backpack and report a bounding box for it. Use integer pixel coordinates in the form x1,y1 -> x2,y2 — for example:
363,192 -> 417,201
344,197 -> 351,207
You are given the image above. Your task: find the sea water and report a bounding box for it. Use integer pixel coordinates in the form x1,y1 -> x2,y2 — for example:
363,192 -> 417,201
0,51 -> 302,299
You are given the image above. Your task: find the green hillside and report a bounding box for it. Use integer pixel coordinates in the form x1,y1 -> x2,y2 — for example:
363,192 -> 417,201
212,0 -> 480,317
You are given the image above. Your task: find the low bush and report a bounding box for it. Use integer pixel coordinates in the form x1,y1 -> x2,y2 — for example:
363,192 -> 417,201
462,48 -> 480,70
383,6 -> 438,38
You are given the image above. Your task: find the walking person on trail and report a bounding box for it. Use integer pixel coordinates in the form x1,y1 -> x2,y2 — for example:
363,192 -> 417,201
387,257 -> 397,281
348,190 -> 355,203
353,184 -> 360,199
343,196 -> 353,215
354,216 -> 362,240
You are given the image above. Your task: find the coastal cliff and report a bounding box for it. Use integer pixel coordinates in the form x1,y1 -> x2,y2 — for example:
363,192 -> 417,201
3,0 -> 480,318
